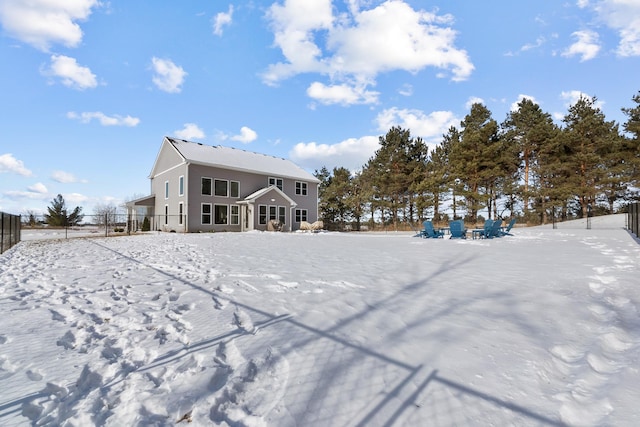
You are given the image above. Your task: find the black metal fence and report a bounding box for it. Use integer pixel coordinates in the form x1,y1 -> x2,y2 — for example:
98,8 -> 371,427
19,214 -> 188,241
629,202 -> 640,238
1,211 -> 21,254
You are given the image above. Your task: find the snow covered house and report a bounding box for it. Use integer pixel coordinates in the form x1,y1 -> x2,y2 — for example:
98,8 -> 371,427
127,137 -> 320,232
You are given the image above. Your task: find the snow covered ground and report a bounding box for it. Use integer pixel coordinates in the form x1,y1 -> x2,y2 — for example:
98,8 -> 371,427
1,215 -> 639,426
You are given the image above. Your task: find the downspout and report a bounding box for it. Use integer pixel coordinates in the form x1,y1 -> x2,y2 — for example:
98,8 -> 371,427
185,162 -> 189,233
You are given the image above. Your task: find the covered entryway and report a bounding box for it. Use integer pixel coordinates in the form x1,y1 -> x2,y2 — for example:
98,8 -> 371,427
237,186 -> 297,232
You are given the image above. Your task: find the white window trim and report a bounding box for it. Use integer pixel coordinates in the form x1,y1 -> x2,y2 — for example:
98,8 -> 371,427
202,177 -> 213,196
178,202 -> 184,225
295,209 -> 307,223
214,179 -> 228,197
214,204 -> 228,225
201,203 -> 212,225
164,204 -> 169,225
295,181 -> 308,196
165,181 -> 169,199
230,180 -> 240,198
230,205 -> 239,225
258,204 -> 267,225
178,176 -> 184,197
268,177 -> 283,190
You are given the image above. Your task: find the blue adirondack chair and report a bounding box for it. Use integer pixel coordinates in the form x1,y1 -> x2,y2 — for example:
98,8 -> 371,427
449,220 -> 467,239
488,219 -> 503,238
421,220 -> 444,238
500,218 -> 517,236
472,219 -> 493,239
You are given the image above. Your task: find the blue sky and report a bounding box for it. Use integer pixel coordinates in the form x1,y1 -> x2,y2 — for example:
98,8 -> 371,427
1,0 -> 639,216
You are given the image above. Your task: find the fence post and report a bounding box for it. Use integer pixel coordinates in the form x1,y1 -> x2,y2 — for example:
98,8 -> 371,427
1,212 -> 4,254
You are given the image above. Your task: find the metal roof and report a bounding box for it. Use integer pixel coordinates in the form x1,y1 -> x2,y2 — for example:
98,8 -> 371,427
166,137 -> 320,183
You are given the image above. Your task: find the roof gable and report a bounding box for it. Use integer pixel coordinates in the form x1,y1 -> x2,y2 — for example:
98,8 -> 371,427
149,137 -> 186,178
165,137 -> 320,183
243,185 -> 297,206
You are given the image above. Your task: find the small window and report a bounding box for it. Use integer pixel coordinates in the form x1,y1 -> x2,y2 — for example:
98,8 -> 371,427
179,176 -> 184,196
214,179 -> 228,197
165,181 -> 169,199
259,205 -> 267,225
215,205 -> 228,224
230,205 -> 239,225
230,181 -> 240,198
202,203 -> 212,224
278,206 -> 286,224
178,202 -> 183,225
164,205 -> 169,224
269,206 -> 277,221
268,177 -> 283,190
295,181 -> 307,196
295,209 -> 307,223
202,177 -> 212,196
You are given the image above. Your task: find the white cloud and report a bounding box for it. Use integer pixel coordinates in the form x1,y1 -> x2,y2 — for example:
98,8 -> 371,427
67,111 -> 140,127
589,0 -> 640,56
64,192 -> 89,205
151,57 -> 187,93
375,108 -> 459,142
0,153 -> 32,176
398,84 -> 413,97
213,5 -> 233,36
28,182 -> 48,193
263,0 -> 473,104
174,123 -> 205,140
510,94 -> 538,112
559,90 -> 604,114
43,55 -> 97,90
289,136 -> 380,171
51,170 -> 78,183
306,81 -> 379,105
0,0 -> 100,51
231,126 -> 258,144
465,96 -> 485,110
562,30 -> 601,61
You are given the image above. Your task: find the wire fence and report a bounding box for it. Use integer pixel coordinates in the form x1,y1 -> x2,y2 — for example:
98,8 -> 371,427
1,211 -> 21,254
19,214 -> 190,242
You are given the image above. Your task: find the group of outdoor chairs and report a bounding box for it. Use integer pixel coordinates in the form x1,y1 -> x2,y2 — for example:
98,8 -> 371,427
417,218 -> 516,239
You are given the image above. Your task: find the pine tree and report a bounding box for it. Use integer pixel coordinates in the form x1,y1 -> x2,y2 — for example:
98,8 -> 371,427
44,194 -> 84,226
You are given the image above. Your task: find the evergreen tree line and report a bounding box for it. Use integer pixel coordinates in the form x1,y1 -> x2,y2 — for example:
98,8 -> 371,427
315,92 -> 640,230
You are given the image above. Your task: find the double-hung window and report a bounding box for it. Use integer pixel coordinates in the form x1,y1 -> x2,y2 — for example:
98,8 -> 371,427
230,205 -> 239,225
178,176 -> 184,196
230,181 -> 240,198
295,181 -> 307,196
278,206 -> 286,224
268,177 -> 283,190
258,205 -> 267,225
202,203 -> 212,224
295,209 -> 307,223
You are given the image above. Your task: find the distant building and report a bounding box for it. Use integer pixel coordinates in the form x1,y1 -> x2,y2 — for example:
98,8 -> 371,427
127,137 -> 319,232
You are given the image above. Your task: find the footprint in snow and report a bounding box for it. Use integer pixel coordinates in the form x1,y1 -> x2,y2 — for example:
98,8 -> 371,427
233,308 -> 256,334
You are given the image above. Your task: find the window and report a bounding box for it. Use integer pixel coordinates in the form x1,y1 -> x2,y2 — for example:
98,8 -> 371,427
259,205 -> 267,225
295,209 -> 307,223
202,177 -> 212,196
165,181 -> 169,199
214,179 -> 228,197
230,205 -> 239,225
230,181 -> 240,198
202,203 -> 212,224
215,205 -> 228,225
178,202 -> 183,225
295,181 -> 307,196
269,206 -> 277,221
268,177 -> 283,190
179,176 -> 184,196
278,206 -> 286,224
164,205 -> 169,225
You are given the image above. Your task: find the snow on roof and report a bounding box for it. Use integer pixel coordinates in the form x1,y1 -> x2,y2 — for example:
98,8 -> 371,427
166,137 -> 319,183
